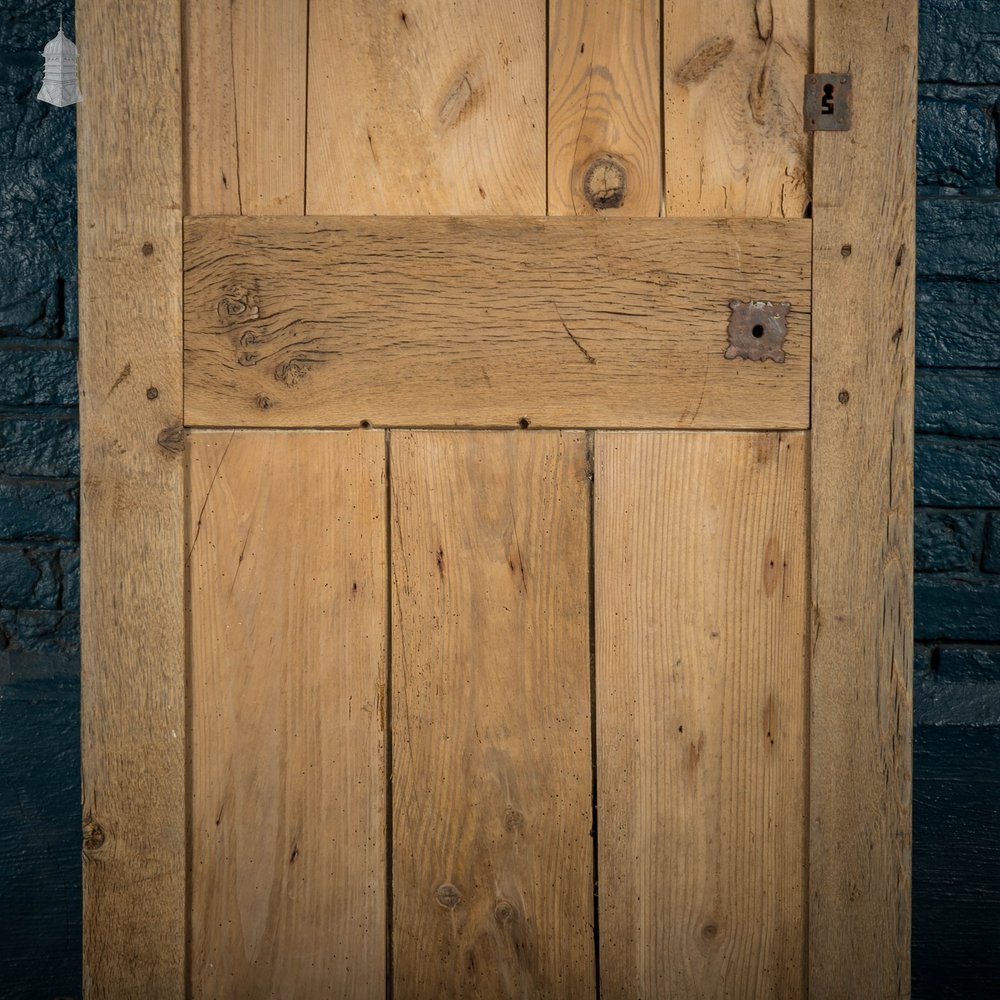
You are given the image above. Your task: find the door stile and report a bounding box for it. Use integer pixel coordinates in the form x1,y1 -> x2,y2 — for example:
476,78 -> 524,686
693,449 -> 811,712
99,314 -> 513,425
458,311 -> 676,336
78,1 -> 187,997
809,0 -> 916,995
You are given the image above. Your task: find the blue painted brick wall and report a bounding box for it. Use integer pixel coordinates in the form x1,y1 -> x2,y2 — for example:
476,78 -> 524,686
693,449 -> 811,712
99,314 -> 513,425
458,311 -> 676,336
915,2 -> 1000,995
1,1 -> 999,997
0,2 -> 81,997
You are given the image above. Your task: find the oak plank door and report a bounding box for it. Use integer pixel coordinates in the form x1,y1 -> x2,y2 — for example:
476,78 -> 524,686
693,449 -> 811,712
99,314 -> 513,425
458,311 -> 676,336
78,1 -> 914,998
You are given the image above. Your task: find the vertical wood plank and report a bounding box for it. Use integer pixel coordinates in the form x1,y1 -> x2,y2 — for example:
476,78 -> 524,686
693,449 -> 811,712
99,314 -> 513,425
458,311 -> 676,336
391,431 -> 595,998
663,0 -> 811,217
809,0 -> 915,994
306,0 -> 546,215
188,431 -> 386,999
184,0 -> 308,215
77,1 -> 185,996
548,0 -> 661,216
596,431 -> 808,999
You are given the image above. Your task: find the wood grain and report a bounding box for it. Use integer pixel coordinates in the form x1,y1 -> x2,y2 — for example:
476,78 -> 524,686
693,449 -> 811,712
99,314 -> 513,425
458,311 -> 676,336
809,0 -> 916,994
548,0 -> 662,216
188,430 -> 386,998
184,0 -> 307,215
595,431 -> 808,999
390,431 -> 595,998
306,0 -> 546,215
77,1 -> 185,995
663,0 -> 811,217
183,215 -> 811,429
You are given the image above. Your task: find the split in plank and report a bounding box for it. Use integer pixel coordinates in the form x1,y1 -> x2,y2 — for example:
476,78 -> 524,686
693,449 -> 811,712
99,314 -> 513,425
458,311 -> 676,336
184,0 -> 308,215
663,0 -> 811,218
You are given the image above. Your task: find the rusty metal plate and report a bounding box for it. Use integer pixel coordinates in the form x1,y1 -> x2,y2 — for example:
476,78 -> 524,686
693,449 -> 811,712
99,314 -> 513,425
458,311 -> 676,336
805,73 -> 852,131
725,300 -> 790,363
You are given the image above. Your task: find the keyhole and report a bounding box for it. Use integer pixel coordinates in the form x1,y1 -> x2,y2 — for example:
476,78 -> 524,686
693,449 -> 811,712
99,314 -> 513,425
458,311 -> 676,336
751,324 -> 765,339
821,83 -> 835,115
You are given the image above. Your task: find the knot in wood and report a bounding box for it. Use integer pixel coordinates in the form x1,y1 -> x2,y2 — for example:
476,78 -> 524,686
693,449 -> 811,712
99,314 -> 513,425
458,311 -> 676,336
494,899 -> 517,925
503,807 -> 525,832
435,883 -> 462,910
274,359 -> 311,387
156,424 -> 185,456
583,156 -> 627,211
217,287 -> 259,323
83,817 -> 106,852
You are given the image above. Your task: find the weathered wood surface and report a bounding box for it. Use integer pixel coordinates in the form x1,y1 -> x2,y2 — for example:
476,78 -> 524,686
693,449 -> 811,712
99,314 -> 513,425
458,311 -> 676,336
306,0 -> 546,215
77,1 -> 186,996
663,0 -> 811,217
548,0 -> 661,216
184,0 -> 307,215
595,431 -> 808,999
390,430 -> 595,998
188,430 -> 386,998
184,215 -> 811,429
809,0 -> 916,995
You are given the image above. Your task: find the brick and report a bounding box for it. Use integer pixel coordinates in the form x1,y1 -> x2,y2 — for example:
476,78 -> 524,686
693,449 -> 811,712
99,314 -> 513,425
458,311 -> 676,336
984,514 -> 1000,572
0,417 -> 78,477
0,609 -> 79,654
915,644 -> 934,674
918,88 -> 998,189
919,199 -> 1000,281
0,167 -> 76,341
917,285 -> 1000,368
920,0 -> 1000,83
0,681 -> 82,999
0,482 -> 77,541
915,575 -> 1000,641
0,31 -> 76,345
0,548 -> 41,608
0,650 -> 79,688
0,347 -> 77,406
916,370 -> 1000,436
937,645 -> 1000,680
59,547 -> 79,612
0,7 -> 76,52
912,726 -> 1000,997
914,509 -> 984,571
914,643 -> 1000,725
915,671 -> 1000,726
916,436 -> 1000,506
0,547 -> 59,609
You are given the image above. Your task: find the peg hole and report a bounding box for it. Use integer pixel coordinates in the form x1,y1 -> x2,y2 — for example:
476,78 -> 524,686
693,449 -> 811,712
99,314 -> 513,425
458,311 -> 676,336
751,324 -> 765,339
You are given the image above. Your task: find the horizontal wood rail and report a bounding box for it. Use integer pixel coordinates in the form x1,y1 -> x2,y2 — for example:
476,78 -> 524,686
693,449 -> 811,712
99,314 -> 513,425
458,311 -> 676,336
184,216 -> 811,429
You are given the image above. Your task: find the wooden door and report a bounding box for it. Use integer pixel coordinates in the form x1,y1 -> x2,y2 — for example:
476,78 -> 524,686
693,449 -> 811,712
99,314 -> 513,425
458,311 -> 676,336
77,1 -> 915,997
